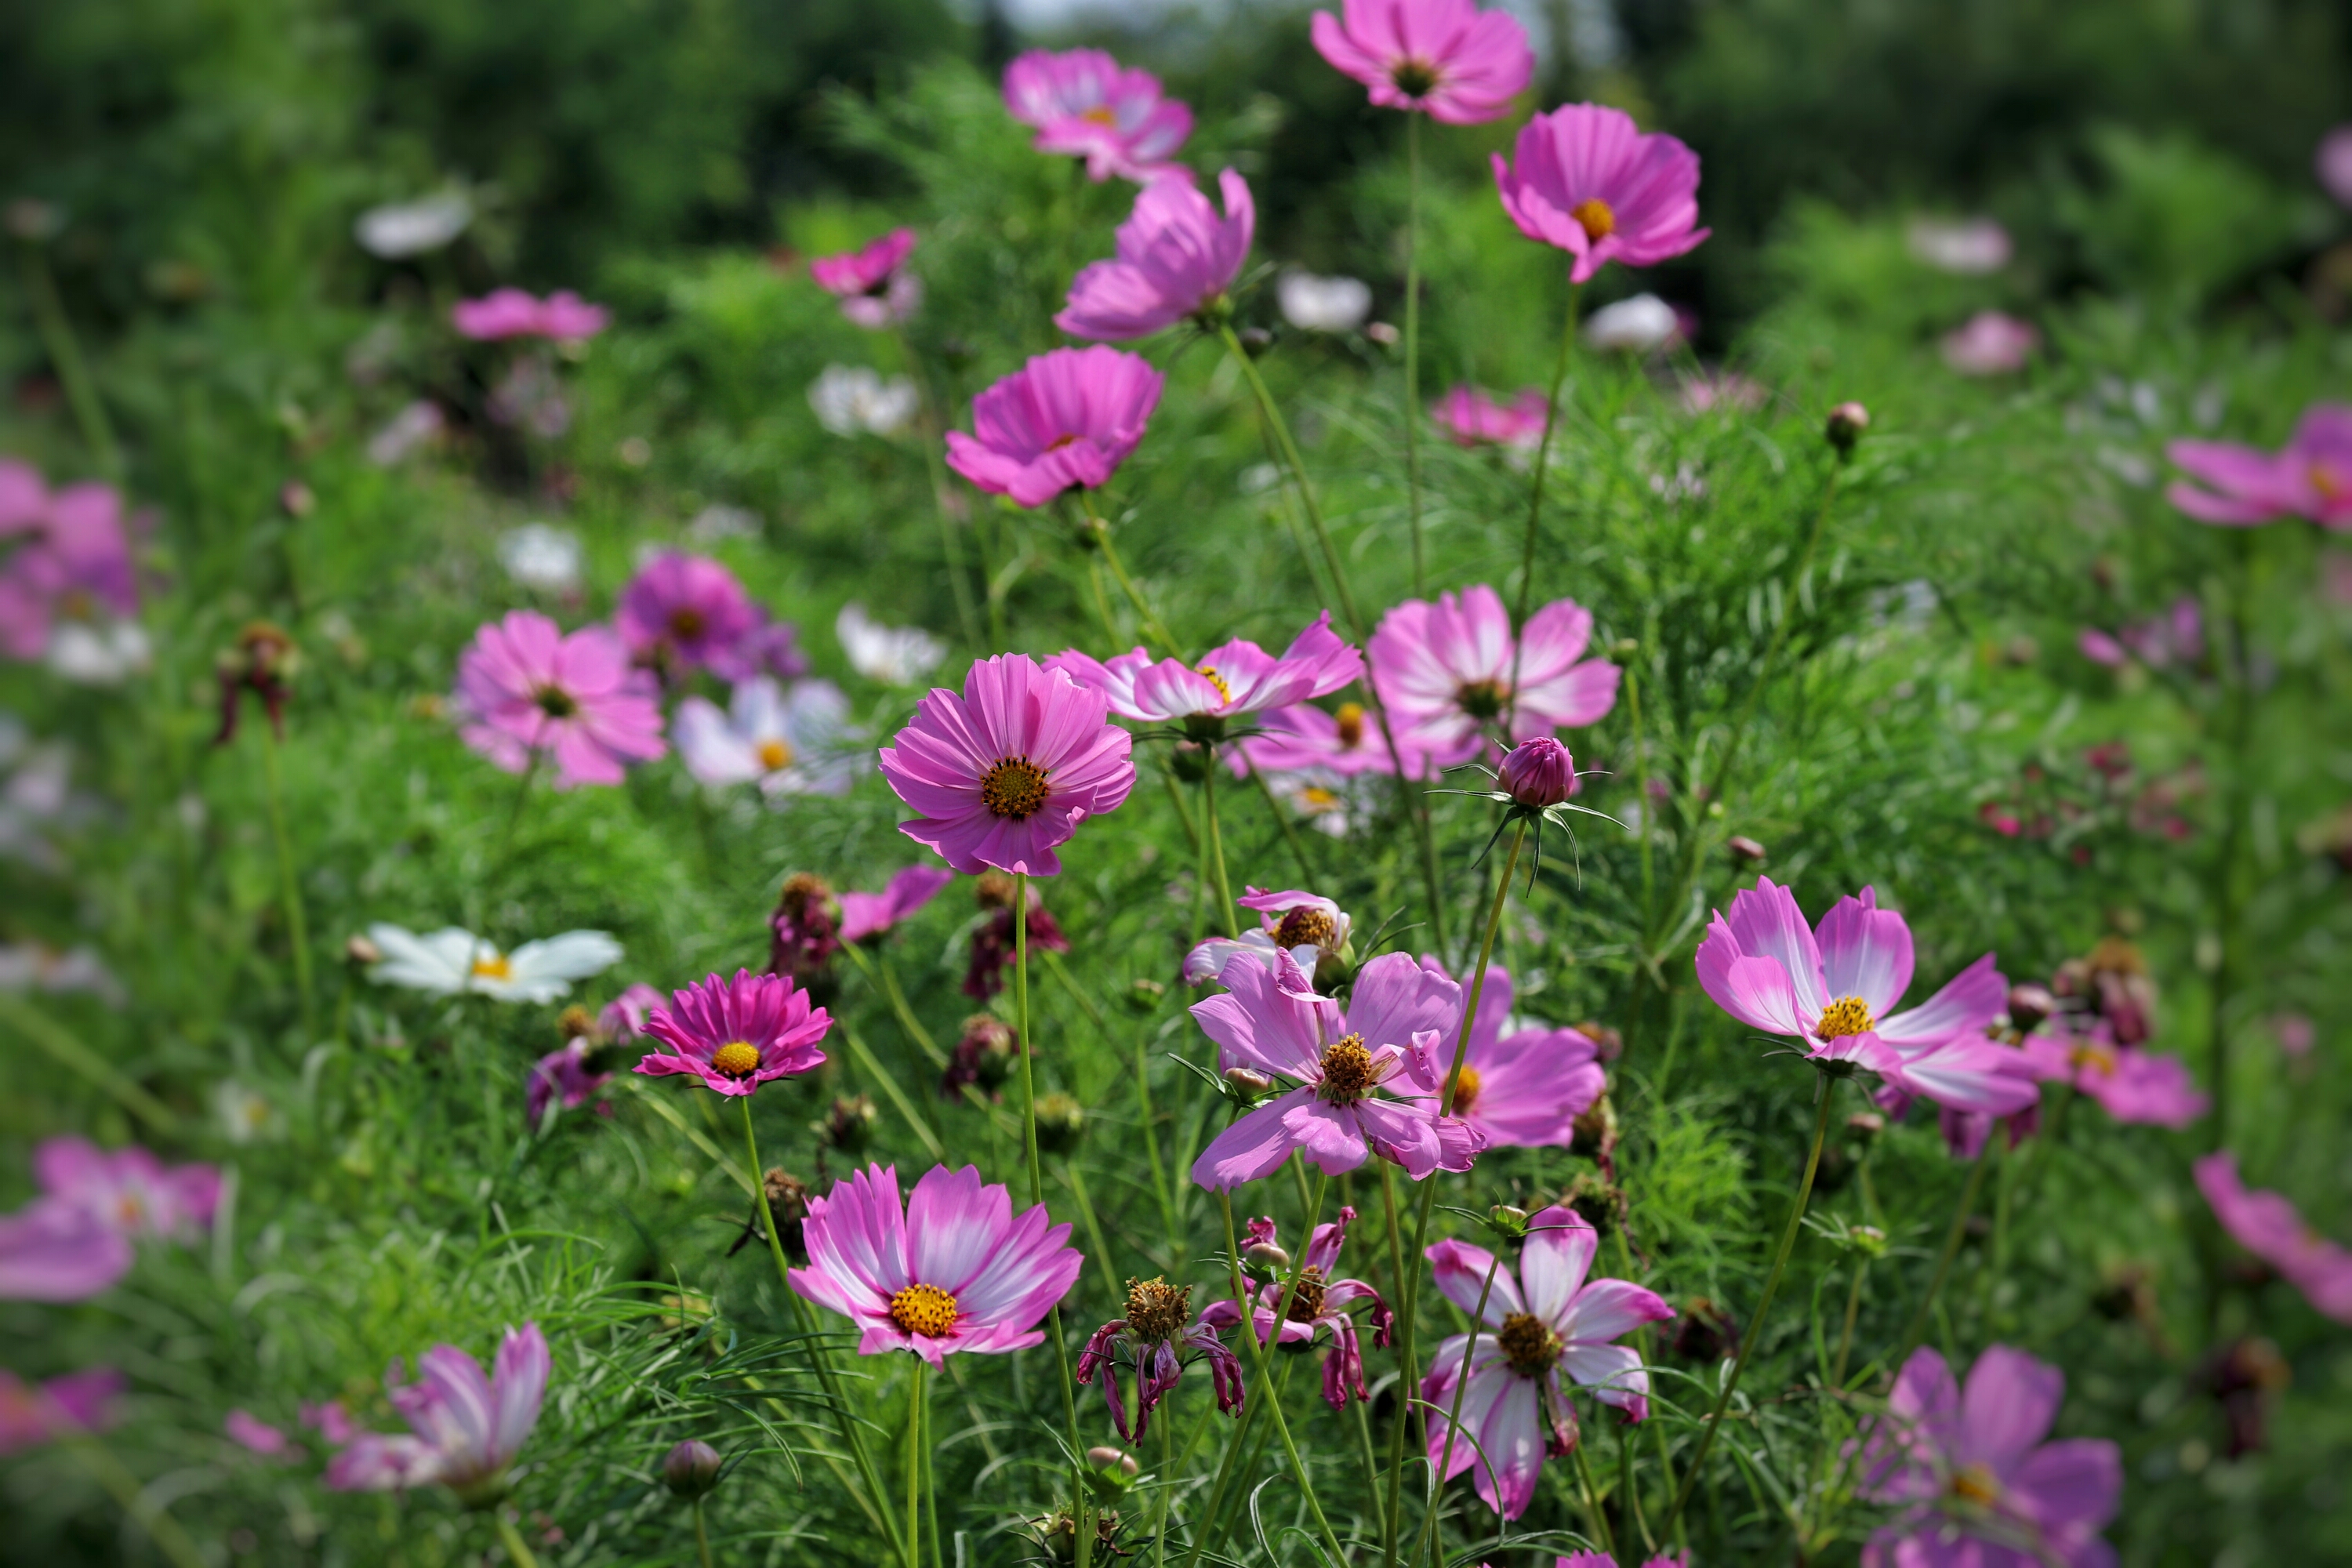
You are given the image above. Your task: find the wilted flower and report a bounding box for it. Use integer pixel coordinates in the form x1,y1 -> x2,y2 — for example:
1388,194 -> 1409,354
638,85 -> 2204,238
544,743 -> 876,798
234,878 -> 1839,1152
364,923 -> 622,1003
326,1323 -> 551,1504
496,524 -> 583,593
1001,49 -> 1193,185
943,1013 -> 1021,1098
1310,0 -> 1533,124
1940,310 -> 2039,376
1081,1276 -> 1245,1435
1581,293 -> 1684,354
838,865 -> 956,944
1277,270 -> 1373,332
354,192 -> 473,259
674,677 -> 866,799
212,621 -> 298,745
633,969 -> 833,1098
2194,1152 -> 2352,1323
1047,611 -> 1362,737
1369,585 -> 1620,769
810,230 -> 922,330
1492,104 -> 1708,283
769,872 -> 841,988
452,289 -> 608,342
2165,404 -> 2352,529
1184,886 -> 1354,986
1206,1207 -> 1392,1407
0,1367 -> 122,1454
808,365 -> 919,438
452,611 -> 667,787
945,347 -> 1164,507
822,1094 -> 880,1155
1906,216 -> 2013,274
1058,171 -> 1255,341
964,876 -> 1070,999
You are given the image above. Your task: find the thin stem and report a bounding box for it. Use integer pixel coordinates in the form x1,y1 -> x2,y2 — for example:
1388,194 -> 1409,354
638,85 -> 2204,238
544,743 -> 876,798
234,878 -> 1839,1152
492,1512 -> 543,1568
842,942 -> 945,1069
494,752 -> 540,874
905,1359 -> 925,1568
1413,1243 -> 1502,1568
1200,762 -> 1240,938
694,1496 -> 715,1568
1046,948 -> 1178,1244
1218,1185 -> 1351,1568
2,995 -> 179,1134
895,325 -> 983,653
1831,1259 -> 1869,1389
1662,1071 -> 1838,1535
1245,753 -> 1319,882
1442,820 -> 1526,1113
1619,1417 -> 1653,1555
258,722 -> 316,1040
1891,1148 -> 1993,1374
2208,532 -> 2255,1155
1403,111 -> 1425,597
60,1438 -> 207,1568
1080,492 -> 1181,656
1571,1435 -> 1617,1563
16,241 -> 121,478
1175,1377 -> 1263,1568
1509,286 -> 1581,650
1063,1158 -> 1125,1302
924,1369 -> 944,1568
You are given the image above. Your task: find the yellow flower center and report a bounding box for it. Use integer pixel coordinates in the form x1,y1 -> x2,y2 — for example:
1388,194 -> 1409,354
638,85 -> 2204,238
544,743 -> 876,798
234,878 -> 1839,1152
889,1282 -> 959,1338
1273,907 -> 1337,949
1298,786 -> 1341,811
980,757 -> 1051,819
1450,1064 -> 1483,1112
1454,678 -> 1508,720
1124,1277 -> 1192,1343
2313,463 -> 2347,500
1196,665 -> 1232,703
532,686 -> 578,720
1317,1033 -> 1374,1106
1814,996 -> 1877,1040
471,953 -> 514,982
2071,1041 -> 2118,1076
1080,105 -> 1119,126
60,589 -> 96,622
1334,702 -> 1365,748
1497,1311 -> 1563,1377
1283,1265 -> 1329,1323
116,1194 -> 147,1226
757,738 -> 793,771
1948,1463 -> 2002,1505
1570,198 -> 1617,243
1045,432 -> 1080,451
710,1041 -> 763,1078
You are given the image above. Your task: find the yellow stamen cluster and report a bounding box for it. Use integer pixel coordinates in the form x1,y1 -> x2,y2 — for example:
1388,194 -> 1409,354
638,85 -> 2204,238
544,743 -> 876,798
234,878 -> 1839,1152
1814,996 -> 1877,1040
1274,906 -> 1337,950
1124,1277 -> 1192,1343
1454,678 -> 1508,720
1334,702 -> 1366,748
1284,1265 -> 1329,1323
1196,665 -> 1233,703
1497,1311 -> 1563,1377
1569,198 -> 1617,242
471,953 -> 514,982
1948,1464 -> 2002,1506
757,738 -> 794,771
710,1041 -> 764,1078
1388,58 -> 1440,97
1317,1033 -> 1375,1105
1450,1064 -> 1484,1113
889,1282 -> 959,1338
981,757 -> 1051,819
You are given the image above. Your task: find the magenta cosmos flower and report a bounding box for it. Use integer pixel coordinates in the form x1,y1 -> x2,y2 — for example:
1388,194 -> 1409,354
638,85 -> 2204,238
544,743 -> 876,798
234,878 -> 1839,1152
810,229 -> 921,329
451,289 -> 608,341
1369,585 -> 1620,769
633,969 -> 832,1098
2166,404 -> 2352,529
1431,385 -> 1548,450
1492,105 -> 1708,285
1057,170 -> 1254,341
1201,1206 -> 1391,1409
945,347 -> 1165,507
1,1134 -> 223,1300
0,1367 -> 122,1454
1312,0 -> 1533,124
1423,1207 -> 1673,1519
1185,885 -> 1354,986
839,864 -> 956,943
1240,699 -> 1405,778
2194,1152 -> 2352,1323
615,551 -> 762,677
1435,962 -> 1605,1147
526,982 -> 662,1124
879,654 -> 1137,877
1696,880 -> 2036,1118
1941,310 -> 2040,376
1078,1276 -> 1243,1441
1002,49 -> 1193,184
1857,1345 -> 2121,1568
1189,948 -> 1482,1189
789,1163 -> 1083,1366
2021,1023 -> 2205,1130
327,1324 -> 550,1503
1047,611 -> 1363,735
452,611 -> 667,787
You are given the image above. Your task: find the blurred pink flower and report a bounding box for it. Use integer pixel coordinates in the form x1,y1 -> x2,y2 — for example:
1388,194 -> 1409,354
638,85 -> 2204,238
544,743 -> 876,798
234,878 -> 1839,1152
33,1136 -> 221,1241
945,347 -> 1164,507
326,1324 -> 550,1501
1423,1207 -> 1673,1519
633,969 -> 832,1098
1491,105 -> 1708,284
452,611 -> 667,787
2165,405 -> 2352,528
0,1367 -> 122,1454
1677,369 -> 1767,416
1940,310 -> 2039,376
1184,885 -> 1355,986
2022,1025 -> 2205,1128
2195,1152 -> 2352,1323
1433,962 -> 1605,1147
301,1400 -> 356,1445
1058,170 -> 1254,340
1857,1345 -> 2121,1567
1002,49 -> 1193,184
1368,585 -> 1619,768
2317,125 -> 2352,209
879,654 -> 1136,877
1237,700 -> 1403,778
2078,595 -> 2202,670
0,1201 -> 132,1301
451,289 -> 608,341
616,552 -> 761,676
789,1163 -> 1083,1366
2272,1013 -> 2315,1058
1906,216 -> 2013,274
810,229 -> 922,329
0,459 -> 141,663
1310,0 -> 1533,125
225,1409 -> 294,1457
1047,611 -> 1363,731
838,865 -> 956,944
1430,385 -> 1548,449
1201,1206 -> 1390,1408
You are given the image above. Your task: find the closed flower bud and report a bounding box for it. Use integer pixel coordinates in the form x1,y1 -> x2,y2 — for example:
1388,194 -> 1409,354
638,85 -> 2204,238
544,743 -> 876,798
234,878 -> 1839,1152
1167,741 -> 1214,782
1236,326 -> 1273,357
1364,320 -> 1399,347
1826,401 -> 1870,456
662,1439 -> 723,1498
557,1005 -> 597,1041
344,934 -> 383,966
1241,1240 -> 1290,1276
1572,1021 -> 1623,1064
1223,1065 -> 1273,1099
1034,1092 -> 1086,1154
1497,735 -> 1574,808
973,871 -> 1018,910
1085,1446 -> 1140,1493
1726,834 -> 1767,865
1124,977 -> 1166,1014
1846,1110 -> 1886,1142
2005,982 -> 2056,1033
279,480 -> 316,518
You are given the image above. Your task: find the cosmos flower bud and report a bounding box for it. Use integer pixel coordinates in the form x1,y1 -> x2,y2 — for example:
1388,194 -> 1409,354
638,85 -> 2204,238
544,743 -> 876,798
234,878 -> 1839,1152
1166,741 -> 1214,782
1497,735 -> 1574,808
1241,1240 -> 1290,1277
1236,326 -> 1272,356
1572,1021 -> 1623,1064
279,480 -> 316,518
344,934 -> 383,966
1124,977 -> 1165,1014
2005,982 -> 2056,1033
1846,1110 -> 1886,1142
1034,1092 -> 1087,1154
662,1439 -> 723,1498
1826,401 -> 1870,456
1085,1446 -> 1140,1492
1223,1065 -> 1272,1098
1726,834 -> 1767,864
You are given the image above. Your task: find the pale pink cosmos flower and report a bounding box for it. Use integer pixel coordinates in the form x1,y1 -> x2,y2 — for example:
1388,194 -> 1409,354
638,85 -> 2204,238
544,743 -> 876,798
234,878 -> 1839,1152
0,461 -> 142,664
226,1409 -> 294,1457
1677,368 -> 1767,416
878,654 -> 1137,877
1057,170 -> 1255,341
1002,49 -> 1194,185
1432,963 -> 1605,1148
1201,1207 -> 1391,1408
838,865 -> 956,945
1430,385 -> 1549,450
452,611 -> 667,787
1368,585 -> 1620,769
1856,1345 -> 2122,1568
1492,104 -> 1708,285
1311,0 -> 1534,125
789,1163 -> 1083,1367
2195,1152 -> 2352,1323
1047,610 -> 1363,734
2078,595 -> 2202,670
1941,310 -> 2040,376
1907,216 -> 2013,274
31,1135 -> 221,1243
451,289 -> 608,341
2165,404 -> 2352,529
633,969 -> 832,1098
616,552 -> 762,677
0,1367 -> 122,1454
1189,949 -> 1482,1189
1693,879 -> 2037,1120
327,1324 -> 551,1503
810,229 -> 922,329
2317,125 -> 2352,209
0,1201 -> 131,1301
945,347 -> 1164,508
1238,700 -> 1404,778
1184,885 -> 1354,986
1423,1207 -> 1674,1519
2021,1024 -> 2205,1129
673,677 -> 865,799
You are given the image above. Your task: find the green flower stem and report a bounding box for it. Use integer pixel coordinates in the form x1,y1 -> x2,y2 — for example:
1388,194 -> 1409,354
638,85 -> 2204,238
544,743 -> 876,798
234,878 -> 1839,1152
740,1096 -> 906,1568
1572,1432 -> 1618,1563
693,1495 -> 715,1568
258,721 -> 316,1040
1218,1182 -> 1350,1568
2208,531 -> 2256,1158
1044,947 -> 1178,1245
1403,111 -> 1426,597
1662,1072 -> 1838,1535
1618,1418 -> 1654,1557
1831,1256 -> 1870,1389
1174,1370 -> 1263,1568
1,994 -> 179,1135
1891,1143 -> 1993,1376
1412,1241 -> 1502,1568
1245,753 -> 1319,882
61,1437 -> 206,1568
837,1025 -> 947,1161
840,942 -> 945,1069
923,1366 -> 944,1568
1199,762 -> 1240,938
492,1511 -> 543,1568
1062,1157 -> 1124,1302
1079,491 -> 1181,656
15,240 -> 120,478
894,325 -> 983,654
904,1358 -> 925,1568
1507,285 -> 1581,694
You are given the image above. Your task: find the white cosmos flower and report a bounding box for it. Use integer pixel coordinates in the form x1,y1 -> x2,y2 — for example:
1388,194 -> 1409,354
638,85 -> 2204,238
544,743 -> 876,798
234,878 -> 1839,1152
0,722 -> 74,869
354,193 -> 474,259
1582,293 -> 1683,354
47,619 -> 151,686
673,677 -> 866,798
0,942 -> 125,1006
808,365 -> 919,438
367,400 -> 445,466
1278,270 -> 1372,332
496,524 -> 583,593
837,603 -> 943,686
364,923 -> 620,1003
1906,216 -> 2012,275
213,1081 -> 281,1145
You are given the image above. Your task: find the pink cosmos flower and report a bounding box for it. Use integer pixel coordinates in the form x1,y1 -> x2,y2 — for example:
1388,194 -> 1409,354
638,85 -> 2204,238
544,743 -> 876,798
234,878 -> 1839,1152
1856,1345 -> 2122,1568
1560,1555 -> 1688,1568
2165,405 -> 2352,528
1202,1206 -> 1392,1408
2078,596 -> 2203,670
1368,585 -> 1620,769
879,653 -> 1137,878
616,552 -> 762,676
1047,611 -> 1363,735
838,865 -> 956,944
0,1201 -> 132,1301
1185,886 -> 1355,986
327,1324 -> 550,1502
2317,125 -> 2352,209
0,1367 -> 122,1454
2194,1152 -> 2352,1323
1057,170 -> 1255,341
32,1135 -> 222,1242
1433,962 -> 1605,1148
1491,105 -> 1708,285
945,347 -> 1165,507
1238,700 -> 1403,778
452,611 -> 667,788
1940,310 -> 2039,376
1310,0 -> 1534,125
525,987 -> 657,1127
302,1400 -> 356,1445
1189,949 -> 1482,1189
226,1409 -> 295,1457
2021,1025 -> 2205,1129
1431,386 -> 1550,450
1002,49 -> 1194,185
0,462 -> 141,662
633,969 -> 833,1098
1694,879 -> 2037,1119
1423,1207 -> 1674,1519
809,230 -> 922,329
451,289 -> 608,341
1678,368 -> 1768,416
789,1163 -> 1083,1367
1078,1277 -> 1244,1441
